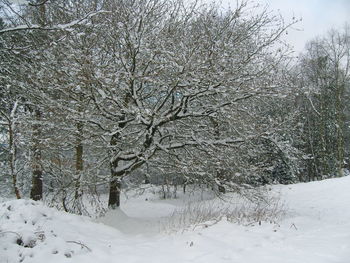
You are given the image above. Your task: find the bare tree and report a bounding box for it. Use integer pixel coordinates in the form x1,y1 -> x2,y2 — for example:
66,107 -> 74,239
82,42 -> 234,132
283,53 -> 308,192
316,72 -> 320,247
299,25 -> 350,179
74,0 -> 294,208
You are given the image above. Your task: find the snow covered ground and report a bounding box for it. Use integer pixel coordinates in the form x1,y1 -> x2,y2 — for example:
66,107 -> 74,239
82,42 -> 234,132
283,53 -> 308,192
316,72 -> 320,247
1,176 -> 350,263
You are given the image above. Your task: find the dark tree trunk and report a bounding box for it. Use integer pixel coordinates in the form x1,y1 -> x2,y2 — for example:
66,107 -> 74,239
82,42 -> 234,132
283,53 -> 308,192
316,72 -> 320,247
74,143 -> 83,195
108,133 -> 123,209
108,158 -> 124,208
74,121 -> 84,210
108,175 -> 121,209
30,168 -> 43,201
108,114 -> 126,209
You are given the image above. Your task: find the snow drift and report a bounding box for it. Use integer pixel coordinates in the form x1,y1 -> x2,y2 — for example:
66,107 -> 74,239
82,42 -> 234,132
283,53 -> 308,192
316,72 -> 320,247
1,176 -> 350,263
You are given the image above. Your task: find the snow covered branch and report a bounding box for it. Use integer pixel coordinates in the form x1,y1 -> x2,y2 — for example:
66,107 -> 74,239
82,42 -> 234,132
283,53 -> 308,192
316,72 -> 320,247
0,11 -> 110,34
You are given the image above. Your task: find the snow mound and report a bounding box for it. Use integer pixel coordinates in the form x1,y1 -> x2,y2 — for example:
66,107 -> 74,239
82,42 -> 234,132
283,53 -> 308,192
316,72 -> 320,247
0,200 -> 94,263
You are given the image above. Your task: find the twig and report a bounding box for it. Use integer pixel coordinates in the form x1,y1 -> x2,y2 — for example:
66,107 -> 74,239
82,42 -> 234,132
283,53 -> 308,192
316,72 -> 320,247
29,0 -> 50,7
66,240 -> 92,252
290,223 -> 298,230
0,231 -> 21,238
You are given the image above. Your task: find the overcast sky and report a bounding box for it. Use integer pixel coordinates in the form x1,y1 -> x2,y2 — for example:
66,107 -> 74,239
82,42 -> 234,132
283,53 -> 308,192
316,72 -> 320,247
220,0 -> 350,53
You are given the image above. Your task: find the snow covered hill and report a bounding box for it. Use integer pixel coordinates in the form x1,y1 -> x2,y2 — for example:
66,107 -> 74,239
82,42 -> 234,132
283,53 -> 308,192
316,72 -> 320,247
1,176 -> 350,263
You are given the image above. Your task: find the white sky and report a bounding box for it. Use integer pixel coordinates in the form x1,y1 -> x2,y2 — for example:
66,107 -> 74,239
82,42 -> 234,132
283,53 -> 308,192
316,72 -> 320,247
219,0 -> 350,53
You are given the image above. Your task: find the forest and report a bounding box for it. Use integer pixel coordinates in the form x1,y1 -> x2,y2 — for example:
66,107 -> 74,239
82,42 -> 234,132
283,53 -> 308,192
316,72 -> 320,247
0,0 -> 349,215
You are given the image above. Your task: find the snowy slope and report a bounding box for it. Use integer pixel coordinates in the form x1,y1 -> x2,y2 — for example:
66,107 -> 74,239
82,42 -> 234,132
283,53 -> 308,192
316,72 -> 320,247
1,176 -> 350,263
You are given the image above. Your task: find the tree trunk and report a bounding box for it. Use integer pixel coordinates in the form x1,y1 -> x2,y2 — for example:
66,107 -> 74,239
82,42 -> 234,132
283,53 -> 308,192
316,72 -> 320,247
30,109 -> 43,201
30,168 -> 43,201
108,175 -> 121,209
74,140 -> 83,198
9,118 -> 21,199
108,159 -> 124,208
107,115 -> 126,209
335,80 -> 345,177
74,121 -> 84,213
108,132 -> 122,208
30,0 -> 46,201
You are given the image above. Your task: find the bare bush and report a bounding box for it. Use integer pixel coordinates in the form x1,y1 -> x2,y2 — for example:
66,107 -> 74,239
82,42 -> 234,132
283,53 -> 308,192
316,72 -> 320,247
160,193 -> 286,233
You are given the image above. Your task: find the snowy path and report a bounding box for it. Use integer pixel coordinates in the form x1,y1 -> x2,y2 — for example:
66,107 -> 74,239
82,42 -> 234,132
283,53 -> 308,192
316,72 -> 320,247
1,177 -> 350,263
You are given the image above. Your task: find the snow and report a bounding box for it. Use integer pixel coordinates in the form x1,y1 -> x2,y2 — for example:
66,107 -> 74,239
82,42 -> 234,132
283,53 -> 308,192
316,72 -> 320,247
1,176 -> 350,263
